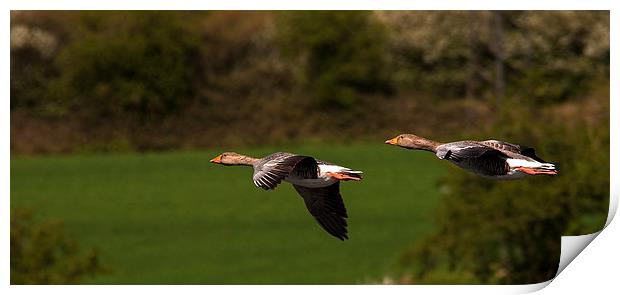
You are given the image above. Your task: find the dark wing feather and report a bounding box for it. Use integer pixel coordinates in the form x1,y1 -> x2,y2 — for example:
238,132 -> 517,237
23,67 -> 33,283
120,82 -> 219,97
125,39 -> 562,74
253,155 -> 317,190
289,157 -> 319,179
481,140 -> 522,153
520,147 -> 547,162
445,146 -> 501,161
482,140 -> 547,162
446,146 -> 510,176
293,182 -> 349,241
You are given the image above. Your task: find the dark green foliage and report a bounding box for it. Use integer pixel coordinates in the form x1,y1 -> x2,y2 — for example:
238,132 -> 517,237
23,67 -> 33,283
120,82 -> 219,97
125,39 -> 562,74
11,47 -> 56,111
277,11 -> 393,109
10,11 -> 609,154
49,12 -> 203,120
398,93 -> 609,284
506,12 -> 610,104
383,11 -> 609,102
11,208 -> 104,284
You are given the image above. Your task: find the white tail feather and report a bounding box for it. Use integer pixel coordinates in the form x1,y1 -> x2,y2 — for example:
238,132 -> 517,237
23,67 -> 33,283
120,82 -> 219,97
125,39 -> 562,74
506,158 -> 556,170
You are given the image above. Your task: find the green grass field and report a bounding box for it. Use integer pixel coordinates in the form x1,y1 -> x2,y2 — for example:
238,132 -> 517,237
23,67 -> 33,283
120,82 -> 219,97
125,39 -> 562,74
11,144 -> 446,284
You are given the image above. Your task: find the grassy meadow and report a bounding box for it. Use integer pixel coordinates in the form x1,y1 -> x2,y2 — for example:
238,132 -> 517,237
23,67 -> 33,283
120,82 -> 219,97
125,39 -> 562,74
10,143 -> 446,284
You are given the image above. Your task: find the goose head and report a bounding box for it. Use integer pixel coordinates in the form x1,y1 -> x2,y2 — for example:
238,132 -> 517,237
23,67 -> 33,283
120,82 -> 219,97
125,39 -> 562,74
210,152 -> 254,166
385,134 -> 439,151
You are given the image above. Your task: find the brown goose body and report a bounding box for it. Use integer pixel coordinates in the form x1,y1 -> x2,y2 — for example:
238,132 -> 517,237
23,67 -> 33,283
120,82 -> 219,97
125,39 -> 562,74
210,151 -> 363,240
386,134 -> 557,179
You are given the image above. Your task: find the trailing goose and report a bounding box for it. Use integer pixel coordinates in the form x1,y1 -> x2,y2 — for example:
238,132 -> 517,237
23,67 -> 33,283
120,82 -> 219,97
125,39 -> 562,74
210,152 -> 363,240
385,134 -> 557,180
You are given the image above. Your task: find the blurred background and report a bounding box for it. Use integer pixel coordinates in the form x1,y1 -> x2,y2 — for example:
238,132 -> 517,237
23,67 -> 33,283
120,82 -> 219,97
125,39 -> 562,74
10,11 -> 609,284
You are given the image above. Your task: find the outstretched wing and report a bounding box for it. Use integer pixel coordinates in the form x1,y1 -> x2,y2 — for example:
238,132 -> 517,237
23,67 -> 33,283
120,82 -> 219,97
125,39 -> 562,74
443,145 -> 510,176
293,182 -> 349,241
253,154 -> 318,190
482,140 -> 547,162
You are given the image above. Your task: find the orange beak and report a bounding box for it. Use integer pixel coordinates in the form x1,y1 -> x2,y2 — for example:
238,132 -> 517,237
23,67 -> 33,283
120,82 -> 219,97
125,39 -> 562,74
385,137 -> 398,145
210,155 -> 222,164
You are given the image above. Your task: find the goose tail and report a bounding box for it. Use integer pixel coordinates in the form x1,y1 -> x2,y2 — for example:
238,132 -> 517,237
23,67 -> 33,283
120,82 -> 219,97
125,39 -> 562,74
508,159 -> 558,176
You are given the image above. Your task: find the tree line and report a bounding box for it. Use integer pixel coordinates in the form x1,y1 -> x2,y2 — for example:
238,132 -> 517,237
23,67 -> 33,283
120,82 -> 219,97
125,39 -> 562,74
11,11 -> 609,153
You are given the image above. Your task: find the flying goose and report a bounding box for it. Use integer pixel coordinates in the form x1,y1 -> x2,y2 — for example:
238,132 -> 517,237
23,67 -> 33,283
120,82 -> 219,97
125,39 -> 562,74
210,152 -> 363,240
385,134 -> 557,179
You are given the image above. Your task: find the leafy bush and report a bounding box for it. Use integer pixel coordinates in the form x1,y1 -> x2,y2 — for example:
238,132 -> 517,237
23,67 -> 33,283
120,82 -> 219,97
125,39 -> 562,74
11,208 -> 104,284
397,91 -> 609,284
10,11 -> 73,113
277,11 -> 393,109
11,46 -> 56,111
49,12 -> 203,120
380,11 -> 609,102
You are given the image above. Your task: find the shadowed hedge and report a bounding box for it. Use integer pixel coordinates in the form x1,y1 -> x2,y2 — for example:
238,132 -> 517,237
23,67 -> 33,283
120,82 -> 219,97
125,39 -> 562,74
11,208 -> 104,284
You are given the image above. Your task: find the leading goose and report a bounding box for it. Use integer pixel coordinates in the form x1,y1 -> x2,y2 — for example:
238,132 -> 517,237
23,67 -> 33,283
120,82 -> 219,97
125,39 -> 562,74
210,152 -> 363,240
385,134 -> 557,180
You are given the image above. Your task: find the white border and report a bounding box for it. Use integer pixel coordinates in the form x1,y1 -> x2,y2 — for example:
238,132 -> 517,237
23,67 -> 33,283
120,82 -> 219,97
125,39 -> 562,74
3,1 -> 617,294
